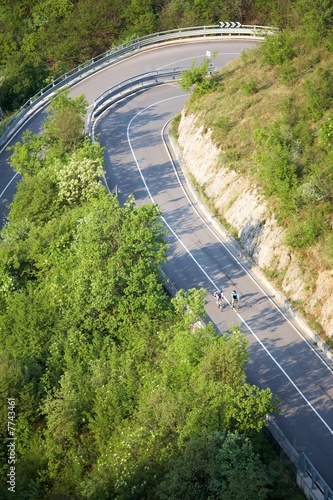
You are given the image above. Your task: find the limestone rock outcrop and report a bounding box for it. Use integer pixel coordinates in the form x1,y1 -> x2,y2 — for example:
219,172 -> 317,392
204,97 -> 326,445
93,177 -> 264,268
178,111 -> 333,341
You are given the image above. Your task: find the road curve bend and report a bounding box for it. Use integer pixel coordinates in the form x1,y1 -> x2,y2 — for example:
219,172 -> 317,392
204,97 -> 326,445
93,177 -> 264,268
1,37 -> 333,493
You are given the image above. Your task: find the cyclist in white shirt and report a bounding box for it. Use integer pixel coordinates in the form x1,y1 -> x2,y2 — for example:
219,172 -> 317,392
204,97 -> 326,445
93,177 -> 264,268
213,288 -> 224,310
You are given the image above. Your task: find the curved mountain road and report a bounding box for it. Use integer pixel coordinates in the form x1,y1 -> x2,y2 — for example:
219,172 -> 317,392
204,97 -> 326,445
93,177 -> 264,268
1,38 -> 333,490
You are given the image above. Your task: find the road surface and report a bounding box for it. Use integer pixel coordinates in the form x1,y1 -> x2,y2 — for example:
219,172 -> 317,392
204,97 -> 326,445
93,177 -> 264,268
1,38 -> 333,489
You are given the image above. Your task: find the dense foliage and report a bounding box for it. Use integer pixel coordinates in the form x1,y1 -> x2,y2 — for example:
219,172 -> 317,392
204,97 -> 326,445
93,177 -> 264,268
0,1 -> 317,496
180,3 -> 333,267
0,0 -> 302,114
0,91 -> 300,498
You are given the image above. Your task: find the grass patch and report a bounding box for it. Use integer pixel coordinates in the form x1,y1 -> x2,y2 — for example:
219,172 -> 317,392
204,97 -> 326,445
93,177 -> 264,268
170,113 -> 181,140
181,31 -> 333,348
187,171 -> 240,240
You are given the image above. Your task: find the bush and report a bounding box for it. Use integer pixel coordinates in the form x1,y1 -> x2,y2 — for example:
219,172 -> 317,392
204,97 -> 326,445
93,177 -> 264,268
285,208 -> 328,248
253,123 -> 299,200
241,79 -> 258,95
212,116 -> 232,135
323,232 -> 333,263
318,114 -> 333,151
171,113 -> 181,140
179,58 -> 210,92
304,67 -> 333,120
295,0 -> 333,47
259,30 -> 298,67
278,61 -> 297,85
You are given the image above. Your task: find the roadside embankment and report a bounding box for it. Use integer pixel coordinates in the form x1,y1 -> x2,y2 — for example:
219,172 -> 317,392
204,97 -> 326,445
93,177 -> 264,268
175,110 -> 333,358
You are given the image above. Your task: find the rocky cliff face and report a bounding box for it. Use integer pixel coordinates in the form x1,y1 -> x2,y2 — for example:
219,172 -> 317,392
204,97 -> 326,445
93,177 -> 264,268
177,111 -> 333,341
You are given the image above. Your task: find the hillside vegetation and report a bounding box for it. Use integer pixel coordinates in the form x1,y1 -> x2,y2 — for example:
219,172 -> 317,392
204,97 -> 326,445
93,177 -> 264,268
0,0 -> 329,497
177,3 -> 333,341
0,90 -> 306,498
0,0 -> 311,115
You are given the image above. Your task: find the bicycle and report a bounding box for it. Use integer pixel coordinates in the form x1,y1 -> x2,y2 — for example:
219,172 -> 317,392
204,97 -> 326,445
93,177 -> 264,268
214,289 -> 224,311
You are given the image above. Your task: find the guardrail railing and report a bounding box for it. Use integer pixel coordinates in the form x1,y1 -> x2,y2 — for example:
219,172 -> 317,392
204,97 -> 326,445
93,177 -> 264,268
299,453 -> 333,500
87,67 -> 187,134
1,22 -> 331,499
0,24 -> 277,150
267,416 -> 333,500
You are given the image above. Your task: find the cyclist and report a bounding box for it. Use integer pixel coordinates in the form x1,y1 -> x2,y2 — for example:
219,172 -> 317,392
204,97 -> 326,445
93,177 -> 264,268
213,288 -> 224,310
231,289 -> 240,310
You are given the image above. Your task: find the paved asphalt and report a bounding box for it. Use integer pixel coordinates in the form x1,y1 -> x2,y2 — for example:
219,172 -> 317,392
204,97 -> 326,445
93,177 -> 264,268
1,38 -> 333,488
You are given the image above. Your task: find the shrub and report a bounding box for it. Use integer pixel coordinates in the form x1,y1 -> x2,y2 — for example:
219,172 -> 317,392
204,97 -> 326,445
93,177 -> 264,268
212,116 -> 232,135
171,113 -> 181,140
241,79 -> 258,95
285,208 -> 328,248
253,123 -> 299,198
179,58 -> 210,92
298,180 -> 325,204
278,61 -> 297,84
259,30 -> 298,67
318,114 -> 333,151
304,67 -> 333,120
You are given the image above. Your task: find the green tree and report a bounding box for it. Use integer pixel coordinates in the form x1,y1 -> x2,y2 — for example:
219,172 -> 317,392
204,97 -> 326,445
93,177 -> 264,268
43,88 -> 88,154
121,0 -> 157,38
9,130 -> 45,176
6,172 -> 58,224
179,57 -> 211,92
156,432 -> 270,500
294,0 -> 333,46
56,154 -> 105,206
259,29 -> 298,67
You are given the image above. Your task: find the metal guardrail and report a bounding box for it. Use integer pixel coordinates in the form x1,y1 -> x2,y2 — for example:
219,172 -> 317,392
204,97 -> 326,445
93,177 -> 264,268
6,21 -> 329,499
299,454 -> 333,500
159,268 -> 178,297
87,67 -> 187,133
267,416 -> 333,499
0,24 -> 278,149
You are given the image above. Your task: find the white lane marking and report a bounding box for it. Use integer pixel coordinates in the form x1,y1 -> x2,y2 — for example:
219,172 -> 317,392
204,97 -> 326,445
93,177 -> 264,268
128,90 -> 333,374
0,173 -> 18,198
126,92 -> 333,435
157,52 -> 241,70
240,315 -> 333,434
0,109 -> 43,155
0,41 -> 251,195
161,116 -> 333,373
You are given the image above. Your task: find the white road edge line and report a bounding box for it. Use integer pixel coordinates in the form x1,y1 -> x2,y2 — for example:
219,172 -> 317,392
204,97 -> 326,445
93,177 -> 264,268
0,173 -> 18,198
126,92 -> 333,435
161,108 -> 333,374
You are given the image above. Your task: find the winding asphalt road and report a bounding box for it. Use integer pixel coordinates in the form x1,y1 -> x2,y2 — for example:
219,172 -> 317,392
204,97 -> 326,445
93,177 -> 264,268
1,38 -> 333,490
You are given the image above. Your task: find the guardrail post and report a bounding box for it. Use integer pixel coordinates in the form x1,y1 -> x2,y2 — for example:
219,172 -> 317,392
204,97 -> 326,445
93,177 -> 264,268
324,484 -> 329,500
298,453 -> 305,474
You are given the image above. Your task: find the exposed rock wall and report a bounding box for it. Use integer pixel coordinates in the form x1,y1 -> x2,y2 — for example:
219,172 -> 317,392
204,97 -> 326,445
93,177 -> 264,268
178,111 -> 333,340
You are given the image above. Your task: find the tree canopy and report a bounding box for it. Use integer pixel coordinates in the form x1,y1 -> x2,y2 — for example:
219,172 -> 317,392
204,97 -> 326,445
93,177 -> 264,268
0,0 -> 325,114
0,84 -> 292,499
